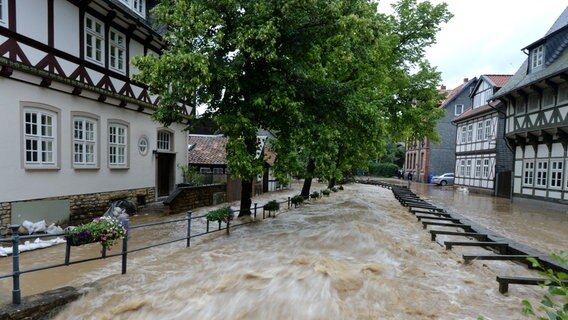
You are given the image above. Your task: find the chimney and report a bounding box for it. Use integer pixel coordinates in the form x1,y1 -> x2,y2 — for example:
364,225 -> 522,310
464,78 -> 469,83
441,85 -> 446,90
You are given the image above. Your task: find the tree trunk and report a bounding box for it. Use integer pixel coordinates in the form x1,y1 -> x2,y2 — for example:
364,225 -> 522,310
239,179 -> 253,217
327,177 -> 336,189
300,159 -> 316,198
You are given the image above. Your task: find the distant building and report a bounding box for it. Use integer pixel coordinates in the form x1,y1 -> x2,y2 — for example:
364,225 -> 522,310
494,6 -> 568,204
454,75 -> 513,196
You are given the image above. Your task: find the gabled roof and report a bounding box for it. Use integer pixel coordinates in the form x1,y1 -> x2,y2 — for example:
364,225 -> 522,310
187,135 -> 228,165
453,101 -> 501,123
440,78 -> 477,109
495,6 -> 568,99
484,74 -> 511,88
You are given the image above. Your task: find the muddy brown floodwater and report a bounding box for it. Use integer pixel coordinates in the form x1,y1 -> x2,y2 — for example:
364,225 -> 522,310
1,181 -> 566,319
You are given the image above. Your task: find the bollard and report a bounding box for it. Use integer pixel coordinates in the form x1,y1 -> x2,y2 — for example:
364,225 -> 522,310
10,225 -> 21,305
121,218 -> 129,274
186,211 -> 192,247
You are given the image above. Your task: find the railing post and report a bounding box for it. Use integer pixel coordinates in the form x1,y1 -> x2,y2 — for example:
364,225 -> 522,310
186,211 -> 192,247
65,242 -> 71,266
226,208 -> 231,235
206,220 -> 210,233
10,225 -> 21,305
254,203 -> 257,220
288,197 -> 291,209
121,218 -> 129,274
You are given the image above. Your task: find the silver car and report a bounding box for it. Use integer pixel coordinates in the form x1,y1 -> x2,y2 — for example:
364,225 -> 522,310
431,173 -> 454,186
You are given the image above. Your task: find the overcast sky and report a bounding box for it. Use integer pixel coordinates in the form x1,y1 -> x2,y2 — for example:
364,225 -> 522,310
379,0 -> 568,89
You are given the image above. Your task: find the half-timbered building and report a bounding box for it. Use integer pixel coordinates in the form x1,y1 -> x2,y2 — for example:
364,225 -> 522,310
0,0 -> 191,227
453,75 -> 513,197
493,6 -> 568,204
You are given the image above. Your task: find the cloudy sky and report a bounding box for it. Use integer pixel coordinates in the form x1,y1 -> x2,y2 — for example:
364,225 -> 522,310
379,0 -> 568,89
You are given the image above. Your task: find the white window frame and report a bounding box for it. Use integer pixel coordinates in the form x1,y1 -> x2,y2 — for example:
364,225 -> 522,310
460,126 -> 467,144
109,28 -> 126,74
475,159 -> 482,178
85,14 -> 105,65
465,159 -> 472,177
23,107 -> 58,169
483,159 -> 490,178
109,122 -> 129,168
531,45 -> 544,70
523,160 -> 534,186
212,168 -> 224,174
0,0 -> 8,27
157,130 -> 172,151
467,124 -> 473,143
73,117 -> 98,168
454,104 -> 464,116
459,160 -> 465,176
476,121 -> 483,141
138,135 -> 149,156
535,160 -> 548,188
549,160 -> 563,189
484,119 -> 492,140
118,0 -> 145,18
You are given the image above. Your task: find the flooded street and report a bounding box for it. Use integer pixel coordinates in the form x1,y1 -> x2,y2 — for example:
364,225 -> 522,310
47,183 -> 556,319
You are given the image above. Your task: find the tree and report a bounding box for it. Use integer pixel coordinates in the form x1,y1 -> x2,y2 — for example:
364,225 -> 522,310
133,0 -> 451,211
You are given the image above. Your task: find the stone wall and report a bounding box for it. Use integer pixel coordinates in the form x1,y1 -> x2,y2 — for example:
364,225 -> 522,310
163,184 -> 226,215
0,187 -> 155,229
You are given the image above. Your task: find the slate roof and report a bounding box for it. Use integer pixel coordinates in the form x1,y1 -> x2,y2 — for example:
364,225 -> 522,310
453,101 -> 501,123
494,6 -> 568,99
187,135 -> 228,165
440,78 -> 477,109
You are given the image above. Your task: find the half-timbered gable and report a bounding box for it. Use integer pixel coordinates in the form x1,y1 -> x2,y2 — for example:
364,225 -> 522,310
493,6 -> 568,203
0,0 -> 189,227
454,75 -> 513,196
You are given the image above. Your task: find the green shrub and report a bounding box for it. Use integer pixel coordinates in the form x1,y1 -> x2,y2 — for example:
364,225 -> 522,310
206,207 -> 232,222
310,191 -> 320,199
522,252 -> 568,319
339,185 -> 344,190
331,187 -> 338,192
367,162 -> 399,177
291,195 -> 304,206
264,200 -> 280,211
322,189 -> 331,196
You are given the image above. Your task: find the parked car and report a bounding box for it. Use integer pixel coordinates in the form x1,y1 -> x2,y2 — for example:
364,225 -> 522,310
431,173 -> 454,186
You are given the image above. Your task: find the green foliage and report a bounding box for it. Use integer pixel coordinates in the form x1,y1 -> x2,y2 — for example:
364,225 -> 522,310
331,187 -> 338,192
206,207 -> 233,222
522,252 -> 568,320
65,217 -> 127,250
368,162 -> 399,177
322,189 -> 331,196
177,164 -> 205,185
291,195 -> 304,206
263,200 -> 280,211
310,191 -> 320,200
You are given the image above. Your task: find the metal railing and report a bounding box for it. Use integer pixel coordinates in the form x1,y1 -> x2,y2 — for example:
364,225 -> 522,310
0,197 -> 296,305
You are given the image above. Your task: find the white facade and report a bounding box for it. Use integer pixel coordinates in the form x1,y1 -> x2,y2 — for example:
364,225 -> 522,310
0,0 -> 189,224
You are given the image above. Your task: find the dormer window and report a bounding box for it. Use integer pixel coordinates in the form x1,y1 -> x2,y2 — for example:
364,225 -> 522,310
531,45 -> 544,71
118,0 -> 145,18
0,0 -> 8,27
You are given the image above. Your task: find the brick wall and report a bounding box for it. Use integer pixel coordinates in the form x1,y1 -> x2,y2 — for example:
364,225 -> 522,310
163,184 -> 226,214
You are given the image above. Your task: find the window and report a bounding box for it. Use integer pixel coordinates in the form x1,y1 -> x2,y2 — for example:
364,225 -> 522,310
473,81 -> 493,108
138,136 -> 149,156
475,159 -> 482,178
523,161 -> 534,186
454,104 -> 464,116
23,108 -> 57,168
460,126 -> 467,144
73,117 -> 97,167
483,159 -> 489,178
200,167 -> 211,173
467,124 -> 473,143
119,0 -> 145,18
85,15 -> 104,64
535,160 -> 548,187
484,119 -> 492,140
109,28 -> 126,74
531,45 -> 544,70
109,123 -> 128,167
213,168 -> 224,174
0,0 -> 7,27
476,122 -> 483,141
459,160 -> 465,176
157,130 -> 172,151
550,160 -> 563,189
465,159 -> 472,177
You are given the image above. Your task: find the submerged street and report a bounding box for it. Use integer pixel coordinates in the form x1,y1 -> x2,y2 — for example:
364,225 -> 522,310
38,182 -> 565,319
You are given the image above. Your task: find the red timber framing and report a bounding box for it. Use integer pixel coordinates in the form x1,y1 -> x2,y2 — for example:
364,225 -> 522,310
0,0 -> 192,119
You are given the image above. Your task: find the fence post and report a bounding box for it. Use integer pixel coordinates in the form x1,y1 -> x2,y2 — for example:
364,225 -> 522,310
288,197 -> 291,209
186,211 -> 192,247
254,203 -> 257,220
65,242 -> 71,266
121,219 -> 129,274
226,208 -> 231,235
10,225 -> 21,305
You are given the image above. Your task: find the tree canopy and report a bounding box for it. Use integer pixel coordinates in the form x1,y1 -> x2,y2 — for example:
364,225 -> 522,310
133,0 -> 452,210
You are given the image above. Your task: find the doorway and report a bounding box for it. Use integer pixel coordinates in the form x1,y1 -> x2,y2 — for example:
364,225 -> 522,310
157,153 -> 175,197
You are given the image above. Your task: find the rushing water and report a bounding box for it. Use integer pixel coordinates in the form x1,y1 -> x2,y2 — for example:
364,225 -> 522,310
1,182 -> 565,319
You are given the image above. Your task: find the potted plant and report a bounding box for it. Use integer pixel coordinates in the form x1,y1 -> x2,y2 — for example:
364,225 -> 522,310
264,200 -> 280,212
291,195 -> 304,207
65,216 -> 127,251
310,191 -> 320,200
206,207 -> 233,223
322,189 -> 331,196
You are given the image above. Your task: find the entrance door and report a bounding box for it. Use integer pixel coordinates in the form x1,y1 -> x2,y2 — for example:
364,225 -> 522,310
496,171 -> 512,198
157,153 -> 175,197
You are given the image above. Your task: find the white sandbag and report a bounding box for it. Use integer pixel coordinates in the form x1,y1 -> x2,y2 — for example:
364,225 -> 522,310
22,220 -> 47,235
46,223 -> 64,235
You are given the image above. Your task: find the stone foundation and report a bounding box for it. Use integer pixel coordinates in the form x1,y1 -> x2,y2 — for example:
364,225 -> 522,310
0,187 -> 155,228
